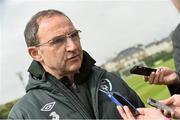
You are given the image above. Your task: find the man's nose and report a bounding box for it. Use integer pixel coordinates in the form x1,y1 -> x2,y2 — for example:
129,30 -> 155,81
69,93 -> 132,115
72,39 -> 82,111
65,37 -> 77,51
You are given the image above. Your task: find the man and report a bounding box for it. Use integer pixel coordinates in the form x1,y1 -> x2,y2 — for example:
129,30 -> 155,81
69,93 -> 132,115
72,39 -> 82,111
8,9 -> 144,119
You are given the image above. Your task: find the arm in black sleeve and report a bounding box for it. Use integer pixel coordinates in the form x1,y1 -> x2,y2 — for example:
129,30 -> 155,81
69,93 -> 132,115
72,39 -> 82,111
168,23 -> 180,95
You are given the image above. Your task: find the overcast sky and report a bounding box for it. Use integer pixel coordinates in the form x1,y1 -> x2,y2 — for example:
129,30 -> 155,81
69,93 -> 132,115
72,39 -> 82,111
1,0 -> 180,104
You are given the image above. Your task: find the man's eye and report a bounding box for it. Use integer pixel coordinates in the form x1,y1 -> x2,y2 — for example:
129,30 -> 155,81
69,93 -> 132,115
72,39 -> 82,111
50,38 -> 65,45
70,32 -> 79,38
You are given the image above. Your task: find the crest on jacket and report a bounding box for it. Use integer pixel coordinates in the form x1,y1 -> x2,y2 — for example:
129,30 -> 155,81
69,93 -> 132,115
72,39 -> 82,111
99,78 -> 112,92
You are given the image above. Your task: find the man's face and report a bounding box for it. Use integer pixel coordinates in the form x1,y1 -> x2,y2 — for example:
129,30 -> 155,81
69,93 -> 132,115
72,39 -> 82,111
36,15 -> 83,76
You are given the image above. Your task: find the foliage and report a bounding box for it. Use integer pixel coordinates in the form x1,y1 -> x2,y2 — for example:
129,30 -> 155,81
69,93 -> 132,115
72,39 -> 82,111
143,51 -> 173,66
0,99 -> 18,119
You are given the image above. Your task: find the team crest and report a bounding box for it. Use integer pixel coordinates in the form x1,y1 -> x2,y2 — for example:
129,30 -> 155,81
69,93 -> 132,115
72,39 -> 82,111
99,78 -> 112,92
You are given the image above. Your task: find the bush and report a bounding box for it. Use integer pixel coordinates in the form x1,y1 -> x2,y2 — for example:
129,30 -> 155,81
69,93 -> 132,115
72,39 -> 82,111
0,100 -> 18,119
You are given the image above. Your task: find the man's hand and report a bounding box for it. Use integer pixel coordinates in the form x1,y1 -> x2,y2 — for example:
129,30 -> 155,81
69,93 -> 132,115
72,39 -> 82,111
137,107 -> 166,120
117,106 -> 166,120
160,94 -> 180,118
144,67 -> 180,85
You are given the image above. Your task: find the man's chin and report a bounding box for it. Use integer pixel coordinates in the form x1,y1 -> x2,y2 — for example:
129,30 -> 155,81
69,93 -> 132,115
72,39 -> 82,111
68,64 -> 81,73
66,58 -> 82,73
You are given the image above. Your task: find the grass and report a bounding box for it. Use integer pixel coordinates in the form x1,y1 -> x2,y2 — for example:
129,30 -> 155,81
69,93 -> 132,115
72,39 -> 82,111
124,59 -> 175,106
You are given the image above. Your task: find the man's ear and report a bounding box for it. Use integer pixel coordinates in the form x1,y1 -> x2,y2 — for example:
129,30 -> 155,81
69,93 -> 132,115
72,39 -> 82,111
28,47 -> 42,62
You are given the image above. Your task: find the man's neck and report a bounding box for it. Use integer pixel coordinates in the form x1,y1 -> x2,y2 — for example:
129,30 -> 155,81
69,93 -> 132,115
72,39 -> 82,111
66,75 -> 74,81
48,70 -> 75,81
41,64 -> 75,81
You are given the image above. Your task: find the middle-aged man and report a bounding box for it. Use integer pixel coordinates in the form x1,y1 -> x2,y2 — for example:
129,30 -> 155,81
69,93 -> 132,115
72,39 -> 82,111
8,9 -> 144,119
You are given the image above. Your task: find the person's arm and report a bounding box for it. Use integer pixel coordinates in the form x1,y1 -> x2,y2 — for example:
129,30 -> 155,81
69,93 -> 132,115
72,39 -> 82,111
168,23 -> 180,95
144,67 -> 180,85
143,66 -> 180,95
117,106 -> 166,120
168,82 -> 180,95
160,94 -> 180,118
144,24 -> 180,95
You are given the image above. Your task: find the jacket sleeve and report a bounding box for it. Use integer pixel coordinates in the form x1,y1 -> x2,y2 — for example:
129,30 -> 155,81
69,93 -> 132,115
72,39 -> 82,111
8,100 -> 26,119
121,81 -> 145,108
168,23 -> 180,95
8,110 -> 24,119
116,76 -> 144,108
105,72 -> 145,108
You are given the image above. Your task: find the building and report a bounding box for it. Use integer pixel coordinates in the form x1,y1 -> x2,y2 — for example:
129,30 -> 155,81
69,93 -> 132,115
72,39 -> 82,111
103,35 -> 173,73
104,44 -> 146,72
145,37 -> 173,56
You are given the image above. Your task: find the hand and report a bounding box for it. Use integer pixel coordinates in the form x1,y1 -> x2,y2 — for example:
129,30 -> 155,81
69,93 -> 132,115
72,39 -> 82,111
117,106 -> 166,120
144,67 -> 179,85
117,106 -> 136,120
136,107 -> 166,120
160,94 -> 180,118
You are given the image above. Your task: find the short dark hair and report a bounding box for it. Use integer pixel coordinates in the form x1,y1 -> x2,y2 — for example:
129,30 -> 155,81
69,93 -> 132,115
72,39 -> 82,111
24,9 -> 71,47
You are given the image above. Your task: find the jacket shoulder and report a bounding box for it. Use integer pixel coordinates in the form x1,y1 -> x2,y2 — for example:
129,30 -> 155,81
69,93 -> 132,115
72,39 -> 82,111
8,94 -> 30,119
8,90 -> 43,119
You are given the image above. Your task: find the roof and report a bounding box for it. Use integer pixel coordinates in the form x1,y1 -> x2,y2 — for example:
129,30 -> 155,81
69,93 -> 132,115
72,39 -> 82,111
113,46 -> 144,61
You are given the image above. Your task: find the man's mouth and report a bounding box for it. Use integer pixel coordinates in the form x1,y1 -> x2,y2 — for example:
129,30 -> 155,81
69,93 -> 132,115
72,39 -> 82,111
67,54 -> 79,61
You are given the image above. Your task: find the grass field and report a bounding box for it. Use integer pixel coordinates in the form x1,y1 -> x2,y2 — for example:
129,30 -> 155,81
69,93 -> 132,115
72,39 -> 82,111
123,58 -> 175,106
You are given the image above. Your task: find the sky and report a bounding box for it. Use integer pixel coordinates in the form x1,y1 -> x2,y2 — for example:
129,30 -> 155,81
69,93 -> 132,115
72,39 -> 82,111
1,0 -> 180,104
